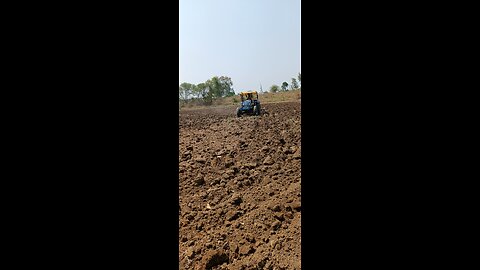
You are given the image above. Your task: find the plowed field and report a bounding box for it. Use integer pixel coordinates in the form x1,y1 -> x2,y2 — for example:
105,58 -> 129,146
179,101 -> 301,270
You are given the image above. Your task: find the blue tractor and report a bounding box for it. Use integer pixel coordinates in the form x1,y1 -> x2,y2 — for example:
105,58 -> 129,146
236,91 -> 261,117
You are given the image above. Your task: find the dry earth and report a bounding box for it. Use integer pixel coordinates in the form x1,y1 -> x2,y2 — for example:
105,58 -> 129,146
179,101 -> 301,270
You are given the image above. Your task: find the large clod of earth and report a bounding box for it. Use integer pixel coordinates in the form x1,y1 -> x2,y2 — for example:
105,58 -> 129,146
179,101 -> 301,270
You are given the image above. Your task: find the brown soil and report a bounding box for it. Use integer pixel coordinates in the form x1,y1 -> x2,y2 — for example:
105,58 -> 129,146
179,101 -> 301,270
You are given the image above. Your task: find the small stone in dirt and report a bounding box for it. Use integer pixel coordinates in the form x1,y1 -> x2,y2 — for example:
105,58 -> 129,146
239,244 -> 254,255
272,163 -> 281,170
263,177 -> 271,184
186,145 -> 193,151
231,243 -> 239,253
245,233 -> 255,243
271,204 -> 281,212
230,194 -> 242,205
274,212 -> 284,221
185,247 -> 194,259
194,175 -> 205,186
271,220 -> 281,230
243,162 -> 257,169
195,157 -> 207,163
291,202 -> 301,211
225,160 -> 234,168
226,210 -> 240,221
292,149 -> 301,159
261,146 -> 269,152
285,212 -> 294,219
210,158 -> 219,167
263,156 -> 275,165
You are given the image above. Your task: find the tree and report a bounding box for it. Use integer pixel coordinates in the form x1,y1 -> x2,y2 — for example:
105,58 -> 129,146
281,82 -> 289,92
297,73 -> 301,89
219,76 -> 235,97
197,81 -> 214,105
195,83 -> 208,100
205,77 -> 219,99
189,83 -> 200,99
270,85 -> 280,93
291,78 -> 299,90
179,82 -> 194,101
181,76 -> 235,106
179,86 -> 184,100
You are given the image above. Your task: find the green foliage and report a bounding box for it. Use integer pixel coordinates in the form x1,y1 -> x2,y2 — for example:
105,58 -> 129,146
195,83 -> 207,99
180,75 -> 235,105
219,76 -> 235,97
281,82 -> 289,92
270,85 -> 280,93
179,82 -> 195,102
291,78 -> 299,90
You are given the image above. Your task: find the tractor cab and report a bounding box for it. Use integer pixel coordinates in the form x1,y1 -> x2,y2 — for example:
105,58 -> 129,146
236,91 -> 261,117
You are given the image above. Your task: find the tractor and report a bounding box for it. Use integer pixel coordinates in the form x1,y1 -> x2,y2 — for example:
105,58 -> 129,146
236,91 -> 261,117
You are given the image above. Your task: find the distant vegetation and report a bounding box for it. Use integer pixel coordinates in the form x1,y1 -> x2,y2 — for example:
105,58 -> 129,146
180,89 -> 301,110
179,72 -> 300,108
179,76 -> 235,107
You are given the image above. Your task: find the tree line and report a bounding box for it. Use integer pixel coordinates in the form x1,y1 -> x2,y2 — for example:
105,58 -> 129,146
269,72 -> 301,93
179,76 -> 235,106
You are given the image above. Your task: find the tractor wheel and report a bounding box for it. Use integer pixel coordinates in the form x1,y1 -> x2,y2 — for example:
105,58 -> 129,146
254,105 -> 260,116
256,104 -> 261,115
236,107 -> 241,117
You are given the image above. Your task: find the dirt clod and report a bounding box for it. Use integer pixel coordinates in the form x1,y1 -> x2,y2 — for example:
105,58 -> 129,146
263,156 -> 274,165
195,157 -> 207,163
201,250 -> 229,270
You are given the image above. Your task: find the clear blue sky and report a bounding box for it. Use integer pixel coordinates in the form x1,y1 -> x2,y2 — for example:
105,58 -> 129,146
180,0 -> 301,93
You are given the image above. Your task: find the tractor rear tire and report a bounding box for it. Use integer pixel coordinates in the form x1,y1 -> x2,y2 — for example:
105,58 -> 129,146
254,105 -> 261,116
236,107 -> 241,117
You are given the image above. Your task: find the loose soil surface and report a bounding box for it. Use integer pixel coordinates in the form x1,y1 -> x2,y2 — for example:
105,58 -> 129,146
179,101 -> 301,270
